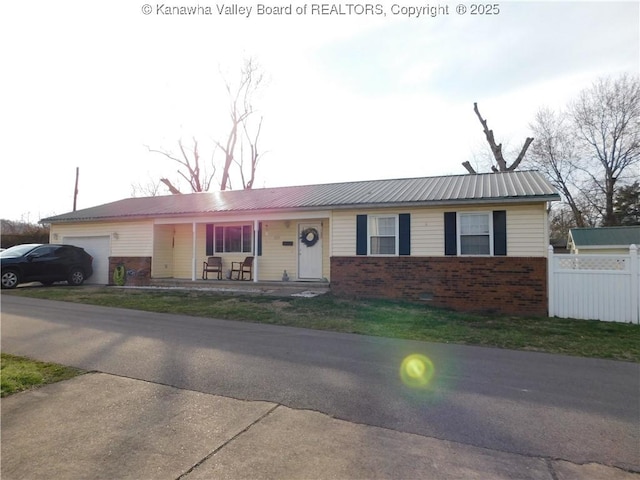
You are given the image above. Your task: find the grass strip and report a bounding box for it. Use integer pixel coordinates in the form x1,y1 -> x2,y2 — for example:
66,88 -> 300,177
4,286 -> 639,362
1,353 -> 84,397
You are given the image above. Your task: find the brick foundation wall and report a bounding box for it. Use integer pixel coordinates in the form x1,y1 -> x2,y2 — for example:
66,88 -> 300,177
330,256 -> 547,316
108,257 -> 152,286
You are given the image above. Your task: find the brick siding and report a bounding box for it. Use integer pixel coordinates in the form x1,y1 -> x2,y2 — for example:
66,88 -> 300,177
330,256 -> 547,316
108,257 -> 152,286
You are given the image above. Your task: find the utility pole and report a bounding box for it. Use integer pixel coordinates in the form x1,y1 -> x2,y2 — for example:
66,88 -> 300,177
73,167 -> 79,211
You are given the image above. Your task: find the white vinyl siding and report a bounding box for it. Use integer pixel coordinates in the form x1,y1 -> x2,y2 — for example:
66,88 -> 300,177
331,203 -> 548,257
152,225 -> 174,278
330,213 -> 356,257
506,204 -> 548,257
259,220 -> 298,280
51,220 -> 153,256
410,210 -> 443,255
172,224 -> 194,279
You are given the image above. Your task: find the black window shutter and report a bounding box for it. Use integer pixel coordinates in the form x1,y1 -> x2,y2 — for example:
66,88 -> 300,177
206,224 -> 214,256
257,222 -> 263,256
399,213 -> 411,256
356,215 -> 368,255
444,212 -> 457,256
493,210 -> 507,256
215,226 -> 224,253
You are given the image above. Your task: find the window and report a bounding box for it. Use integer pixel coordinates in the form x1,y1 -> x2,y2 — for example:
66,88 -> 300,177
369,215 -> 397,255
214,225 -> 252,253
444,211 -> 506,256
356,214 -> 410,256
459,213 -> 491,255
30,246 -> 59,257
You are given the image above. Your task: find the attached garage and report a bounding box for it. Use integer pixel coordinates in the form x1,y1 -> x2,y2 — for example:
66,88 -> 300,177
62,236 -> 110,285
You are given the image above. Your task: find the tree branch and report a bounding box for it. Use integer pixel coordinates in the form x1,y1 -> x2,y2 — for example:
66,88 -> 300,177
509,137 -> 535,171
243,115 -> 263,189
145,145 -> 185,166
474,102 -> 507,171
461,161 -> 477,174
160,178 -> 182,195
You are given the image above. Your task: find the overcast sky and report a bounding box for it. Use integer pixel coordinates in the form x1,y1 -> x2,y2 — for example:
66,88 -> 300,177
1,1 -> 638,222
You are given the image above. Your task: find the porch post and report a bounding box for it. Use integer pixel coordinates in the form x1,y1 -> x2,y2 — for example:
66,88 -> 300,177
192,222 -> 197,281
254,219 -> 259,282
630,244 -> 638,324
547,245 -> 555,318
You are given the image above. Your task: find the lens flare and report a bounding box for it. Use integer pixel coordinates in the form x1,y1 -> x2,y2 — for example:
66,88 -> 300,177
400,354 -> 435,388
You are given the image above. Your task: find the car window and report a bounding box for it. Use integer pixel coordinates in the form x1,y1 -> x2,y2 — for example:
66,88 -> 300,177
30,246 -> 58,257
0,244 -> 41,257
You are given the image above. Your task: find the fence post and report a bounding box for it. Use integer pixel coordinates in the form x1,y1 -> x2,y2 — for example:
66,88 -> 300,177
547,245 -> 555,318
630,244 -> 638,324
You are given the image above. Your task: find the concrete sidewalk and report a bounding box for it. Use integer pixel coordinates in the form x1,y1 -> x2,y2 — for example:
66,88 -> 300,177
1,373 -> 637,480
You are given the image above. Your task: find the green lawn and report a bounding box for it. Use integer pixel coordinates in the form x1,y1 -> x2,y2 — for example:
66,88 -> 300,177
1,353 -> 84,397
4,286 -> 639,362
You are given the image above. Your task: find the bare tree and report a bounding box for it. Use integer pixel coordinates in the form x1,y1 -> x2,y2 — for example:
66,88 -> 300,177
145,58 -> 265,195
235,115 -> 263,190
146,138 -> 216,194
528,74 -> 639,227
548,205 -> 576,245
463,103 -> 534,174
529,108 -> 587,226
217,57 -> 265,191
570,74 -> 640,225
131,175 -> 164,198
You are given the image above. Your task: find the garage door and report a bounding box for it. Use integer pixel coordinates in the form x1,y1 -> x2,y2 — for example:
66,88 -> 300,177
63,236 -> 110,285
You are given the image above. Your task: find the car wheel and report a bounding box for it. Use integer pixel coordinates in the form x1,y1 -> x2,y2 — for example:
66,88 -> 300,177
68,268 -> 85,286
1,270 -> 20,289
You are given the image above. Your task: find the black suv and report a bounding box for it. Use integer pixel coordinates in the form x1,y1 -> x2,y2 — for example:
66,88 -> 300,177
1,244 -> 94,289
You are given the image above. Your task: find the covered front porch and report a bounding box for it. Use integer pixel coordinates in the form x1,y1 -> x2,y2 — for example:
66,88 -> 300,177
150,212 -> 331,284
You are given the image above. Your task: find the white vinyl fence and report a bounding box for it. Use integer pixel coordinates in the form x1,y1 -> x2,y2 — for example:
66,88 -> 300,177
548,245 -> 639,323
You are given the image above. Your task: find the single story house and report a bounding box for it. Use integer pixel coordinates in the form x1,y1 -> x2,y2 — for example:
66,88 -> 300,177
567,226 -> 640,254
41,170 -> 560,315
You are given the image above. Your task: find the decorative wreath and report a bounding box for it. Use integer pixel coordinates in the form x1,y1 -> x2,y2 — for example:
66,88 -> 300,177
300,227 -> 320,247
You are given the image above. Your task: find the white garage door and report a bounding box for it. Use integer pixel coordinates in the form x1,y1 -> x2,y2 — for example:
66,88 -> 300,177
63,236 -> 110,285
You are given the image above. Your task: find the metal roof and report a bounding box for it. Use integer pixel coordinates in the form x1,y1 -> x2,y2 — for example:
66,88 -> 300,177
569,226 -> 640,248
42,170 -> 560,223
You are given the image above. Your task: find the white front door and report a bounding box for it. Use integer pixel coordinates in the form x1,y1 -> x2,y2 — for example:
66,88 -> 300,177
298,223 -> 323,280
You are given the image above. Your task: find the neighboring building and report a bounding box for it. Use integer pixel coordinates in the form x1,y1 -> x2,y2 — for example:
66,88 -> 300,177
549,237 -> 570,254
567,226 -> 640,254
41,170 -> 560,315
